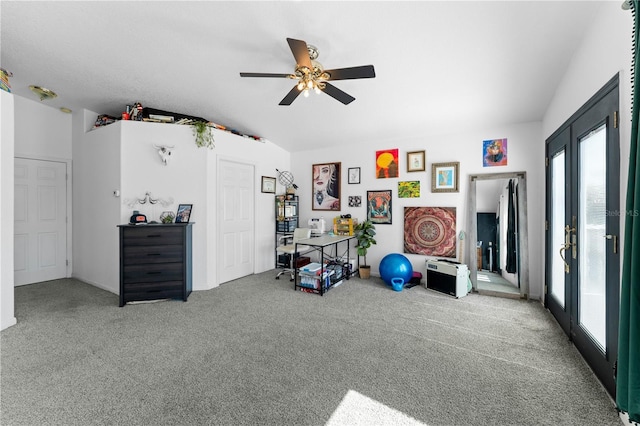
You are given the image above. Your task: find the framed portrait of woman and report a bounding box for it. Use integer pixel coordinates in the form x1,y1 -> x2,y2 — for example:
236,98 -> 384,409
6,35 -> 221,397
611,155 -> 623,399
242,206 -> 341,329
312,162 -> 341,211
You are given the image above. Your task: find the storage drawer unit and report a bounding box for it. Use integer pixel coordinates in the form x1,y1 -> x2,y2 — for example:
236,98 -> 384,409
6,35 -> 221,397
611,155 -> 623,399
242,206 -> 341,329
277,219 -> 298,232
118,223 -> 193,306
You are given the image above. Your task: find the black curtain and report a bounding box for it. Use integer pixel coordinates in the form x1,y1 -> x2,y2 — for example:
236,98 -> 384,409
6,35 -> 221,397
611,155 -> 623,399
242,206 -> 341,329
515,181 -> 520,287
506,179 -> 517,273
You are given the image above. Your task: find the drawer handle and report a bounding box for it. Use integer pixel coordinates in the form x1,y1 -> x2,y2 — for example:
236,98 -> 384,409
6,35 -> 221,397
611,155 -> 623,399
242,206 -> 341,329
147,253 -> 161,256
147,234 -> 162,238
147,271 -> 162,275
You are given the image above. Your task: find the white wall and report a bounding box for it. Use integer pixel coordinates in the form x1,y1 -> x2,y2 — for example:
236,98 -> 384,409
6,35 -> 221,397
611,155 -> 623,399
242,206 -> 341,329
292,121 -> 544,299
543,3 -> 633,291
14,96 -> 72,160
1,90 -> 16,330
71,110 -> 122,293
73,117 -> 290,294
206,130 -> 291,281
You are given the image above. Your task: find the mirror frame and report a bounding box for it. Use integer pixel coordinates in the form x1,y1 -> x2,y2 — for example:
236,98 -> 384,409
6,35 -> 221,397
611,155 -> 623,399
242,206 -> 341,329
468,172 -> 529,299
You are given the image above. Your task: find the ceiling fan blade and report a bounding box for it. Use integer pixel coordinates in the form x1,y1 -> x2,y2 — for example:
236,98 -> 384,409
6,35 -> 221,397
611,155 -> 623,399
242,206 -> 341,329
279,86 -> 302,106
240,72 -> 292,78
287,38 -> 312,69
321,83 -> 355,105
324,65 -> 376,81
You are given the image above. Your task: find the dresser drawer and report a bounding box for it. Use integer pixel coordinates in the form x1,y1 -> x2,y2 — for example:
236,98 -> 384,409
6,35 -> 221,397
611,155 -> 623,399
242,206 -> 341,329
123,262 -> 184,283
122,226 -> 184,246
123,281 -> 185,302
122,245 -> 184,265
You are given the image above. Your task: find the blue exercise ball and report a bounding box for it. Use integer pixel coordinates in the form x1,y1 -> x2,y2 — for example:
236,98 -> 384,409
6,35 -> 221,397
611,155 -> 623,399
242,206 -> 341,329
379,253 -> 413,287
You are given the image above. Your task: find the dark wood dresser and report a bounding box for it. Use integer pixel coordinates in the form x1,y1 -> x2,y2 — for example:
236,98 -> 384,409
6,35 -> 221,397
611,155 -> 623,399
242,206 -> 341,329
118,223 -> 193,307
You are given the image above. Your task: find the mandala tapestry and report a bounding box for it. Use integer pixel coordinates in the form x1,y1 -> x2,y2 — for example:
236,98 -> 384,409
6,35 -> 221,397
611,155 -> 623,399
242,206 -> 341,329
404,207 -> 457,257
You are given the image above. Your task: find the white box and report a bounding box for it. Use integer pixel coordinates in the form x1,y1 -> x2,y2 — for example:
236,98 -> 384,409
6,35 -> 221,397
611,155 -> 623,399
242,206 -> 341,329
425,260 -> 468,298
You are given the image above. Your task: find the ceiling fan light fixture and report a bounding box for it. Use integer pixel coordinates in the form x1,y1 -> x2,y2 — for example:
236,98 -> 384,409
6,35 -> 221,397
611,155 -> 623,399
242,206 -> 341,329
239,37 -> 376,105
29,85 -> 57,101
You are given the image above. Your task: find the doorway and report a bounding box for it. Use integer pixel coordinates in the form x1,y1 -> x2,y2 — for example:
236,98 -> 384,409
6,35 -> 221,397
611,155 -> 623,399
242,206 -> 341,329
545,74 -> 620,397
217,158 -> 255,284
14,157 -> 68,285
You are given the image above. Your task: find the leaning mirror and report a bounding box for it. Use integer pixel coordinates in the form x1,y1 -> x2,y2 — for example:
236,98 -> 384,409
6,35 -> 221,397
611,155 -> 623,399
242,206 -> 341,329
468,172 -> 529,299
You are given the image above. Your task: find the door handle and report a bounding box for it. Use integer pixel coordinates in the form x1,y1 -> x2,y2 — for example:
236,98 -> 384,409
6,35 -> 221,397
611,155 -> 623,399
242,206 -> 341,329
559,243 -> 571,274
559,225 -> 576,274
604,234 -> 618,254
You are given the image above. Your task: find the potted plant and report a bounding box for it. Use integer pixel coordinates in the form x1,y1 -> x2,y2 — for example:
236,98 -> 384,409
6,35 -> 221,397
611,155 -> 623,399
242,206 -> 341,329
192,120 -> 215,149
354,219 -> 376,279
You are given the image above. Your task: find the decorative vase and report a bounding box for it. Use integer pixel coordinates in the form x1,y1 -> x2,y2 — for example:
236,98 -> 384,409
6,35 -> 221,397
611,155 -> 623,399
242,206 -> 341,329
160,211 -> 175,224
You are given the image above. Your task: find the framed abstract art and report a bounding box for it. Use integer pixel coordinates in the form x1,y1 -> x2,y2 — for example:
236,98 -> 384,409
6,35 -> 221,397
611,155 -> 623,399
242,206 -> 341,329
367,190 -> 392,224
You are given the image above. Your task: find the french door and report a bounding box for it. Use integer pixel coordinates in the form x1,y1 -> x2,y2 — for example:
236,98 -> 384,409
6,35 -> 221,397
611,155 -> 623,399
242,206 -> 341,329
545,75 -> 620,397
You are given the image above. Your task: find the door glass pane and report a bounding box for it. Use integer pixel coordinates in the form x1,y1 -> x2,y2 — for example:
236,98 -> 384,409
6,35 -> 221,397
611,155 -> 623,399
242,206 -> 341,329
551,151 -> 565,308
578,124 -> 606,351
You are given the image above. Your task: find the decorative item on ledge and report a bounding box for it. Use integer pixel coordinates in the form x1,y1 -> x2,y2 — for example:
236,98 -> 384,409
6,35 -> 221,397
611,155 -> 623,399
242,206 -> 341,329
92,103 -> 267,142
0,68 -> 13,93
208,122 -> 265,142
192,121 -> 215,149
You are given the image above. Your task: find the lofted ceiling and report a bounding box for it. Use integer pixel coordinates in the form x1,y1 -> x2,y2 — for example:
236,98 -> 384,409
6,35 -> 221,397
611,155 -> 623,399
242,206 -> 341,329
1,1 -> 605,153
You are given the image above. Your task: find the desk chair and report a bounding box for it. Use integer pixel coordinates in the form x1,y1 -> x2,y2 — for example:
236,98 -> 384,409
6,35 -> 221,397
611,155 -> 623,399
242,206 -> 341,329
276,228 -> 312,281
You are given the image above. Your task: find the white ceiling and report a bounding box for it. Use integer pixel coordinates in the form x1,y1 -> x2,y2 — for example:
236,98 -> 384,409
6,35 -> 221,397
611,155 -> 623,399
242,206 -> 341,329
1,1 -> 605,153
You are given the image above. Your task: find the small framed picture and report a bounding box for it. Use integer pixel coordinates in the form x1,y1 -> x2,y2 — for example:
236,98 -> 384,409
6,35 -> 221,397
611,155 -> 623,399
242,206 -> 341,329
261,176 -> 276,193
367,190 -> 392,224
407,151 -> 425,172
175,204 -> 193,223
432,162 -> 460,193
348,167 -> 361,184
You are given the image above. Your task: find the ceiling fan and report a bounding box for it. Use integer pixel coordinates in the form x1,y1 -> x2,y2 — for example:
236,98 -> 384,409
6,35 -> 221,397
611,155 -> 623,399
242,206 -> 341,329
240,38 -> 376,106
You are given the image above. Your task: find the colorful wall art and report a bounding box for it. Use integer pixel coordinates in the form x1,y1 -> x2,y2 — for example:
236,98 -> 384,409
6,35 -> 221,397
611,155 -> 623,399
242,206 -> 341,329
367,190 -> 392,224
483,138 -> 508,167
376,149 -> 399,178
312,162 -> 341,211
398,181 -> 420,198
404,207 -> 457,257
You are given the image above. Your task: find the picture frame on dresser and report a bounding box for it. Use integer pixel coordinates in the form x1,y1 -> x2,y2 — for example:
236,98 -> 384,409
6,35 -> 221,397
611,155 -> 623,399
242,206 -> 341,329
175,204 -> 193,223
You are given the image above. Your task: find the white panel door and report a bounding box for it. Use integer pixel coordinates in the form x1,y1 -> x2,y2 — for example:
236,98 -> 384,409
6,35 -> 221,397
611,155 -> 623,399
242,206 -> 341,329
218,159 -> 254,284
14,158 -> 67,286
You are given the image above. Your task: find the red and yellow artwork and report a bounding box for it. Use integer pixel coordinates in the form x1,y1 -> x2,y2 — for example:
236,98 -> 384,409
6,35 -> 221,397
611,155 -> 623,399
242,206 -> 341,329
376,149 -> 399,179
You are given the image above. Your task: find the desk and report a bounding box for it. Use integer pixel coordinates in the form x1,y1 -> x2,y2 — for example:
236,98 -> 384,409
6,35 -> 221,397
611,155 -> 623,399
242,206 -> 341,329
295,234 -> 357,295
